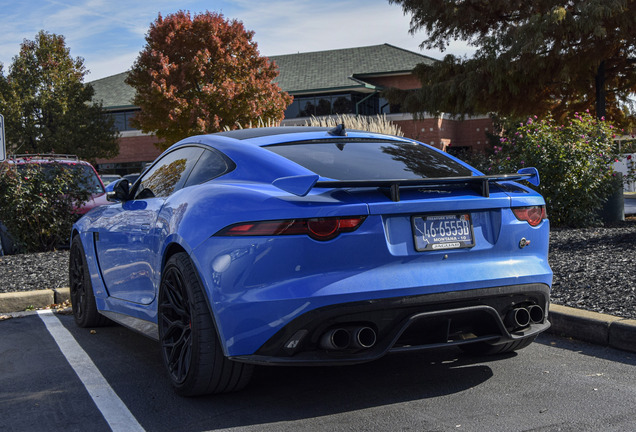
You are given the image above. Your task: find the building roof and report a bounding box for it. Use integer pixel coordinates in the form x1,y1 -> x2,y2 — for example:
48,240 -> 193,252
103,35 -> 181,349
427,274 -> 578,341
90,72 -> 137,110
90,44 -> 434,108
269,44 -> 434,94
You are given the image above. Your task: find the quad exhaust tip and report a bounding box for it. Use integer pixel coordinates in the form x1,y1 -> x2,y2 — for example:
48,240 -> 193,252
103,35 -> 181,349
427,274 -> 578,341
505,305 -> 544,330
320,328 -> 351,350
528,304 -> 544,324
353,326 -> 377,349
320,326 -> 377,351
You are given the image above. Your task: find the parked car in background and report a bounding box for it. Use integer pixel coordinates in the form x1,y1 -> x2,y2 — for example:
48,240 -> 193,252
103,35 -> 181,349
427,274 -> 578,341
7,154 -> 108,214
123,173 -> 140,184
104,179 -> 118,192
104,173 -> 140,192
0,154 -> 108,254
99,174 -> 122,186
70,126 -> 552,396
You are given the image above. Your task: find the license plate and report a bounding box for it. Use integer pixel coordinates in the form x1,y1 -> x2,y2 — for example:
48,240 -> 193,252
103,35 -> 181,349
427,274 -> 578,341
412,214 -> 475,251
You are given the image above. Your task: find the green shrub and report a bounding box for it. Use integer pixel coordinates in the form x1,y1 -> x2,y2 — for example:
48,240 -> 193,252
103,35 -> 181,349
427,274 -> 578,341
487,112 -> 629,227
0,162 -> 91,253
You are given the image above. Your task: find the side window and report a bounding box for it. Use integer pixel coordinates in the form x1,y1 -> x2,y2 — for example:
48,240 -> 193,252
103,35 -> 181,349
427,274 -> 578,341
134,147 -> 204,199
184,149 -> 233,187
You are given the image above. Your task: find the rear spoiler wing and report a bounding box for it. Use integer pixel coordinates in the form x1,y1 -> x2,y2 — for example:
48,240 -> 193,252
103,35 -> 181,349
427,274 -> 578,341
273,167 -> 540,202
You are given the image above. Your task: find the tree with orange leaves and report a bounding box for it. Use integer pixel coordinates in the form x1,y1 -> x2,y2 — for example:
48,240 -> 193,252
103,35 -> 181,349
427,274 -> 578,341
126,11 -> 292,148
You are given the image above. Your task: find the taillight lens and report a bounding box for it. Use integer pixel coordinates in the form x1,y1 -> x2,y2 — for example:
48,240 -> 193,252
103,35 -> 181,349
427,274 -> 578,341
512,206 -> 547,227
216,216 -> 366,241
307,218 -> 339,240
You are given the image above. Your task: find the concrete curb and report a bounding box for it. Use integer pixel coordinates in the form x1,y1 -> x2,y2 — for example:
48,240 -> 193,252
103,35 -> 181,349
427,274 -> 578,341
547,304 -> 636,353
1,290 -> 635,353
0,288 -> 70,313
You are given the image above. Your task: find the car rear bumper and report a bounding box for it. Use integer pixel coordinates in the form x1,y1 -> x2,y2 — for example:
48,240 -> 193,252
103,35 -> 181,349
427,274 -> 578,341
229,283 -> 550,366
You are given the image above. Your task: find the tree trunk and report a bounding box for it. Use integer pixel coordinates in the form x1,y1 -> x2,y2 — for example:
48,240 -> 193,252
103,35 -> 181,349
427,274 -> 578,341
595,61 -> 606,119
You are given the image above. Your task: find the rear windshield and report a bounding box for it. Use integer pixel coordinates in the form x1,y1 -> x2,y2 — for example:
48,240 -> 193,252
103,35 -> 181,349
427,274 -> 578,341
265,140 -> 473,180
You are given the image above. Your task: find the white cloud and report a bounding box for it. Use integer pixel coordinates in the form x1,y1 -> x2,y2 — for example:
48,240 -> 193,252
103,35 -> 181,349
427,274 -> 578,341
0,0 -> 476,79
231,0 -> 421,55
84,51 -> 139,81
220,0 -> 476,60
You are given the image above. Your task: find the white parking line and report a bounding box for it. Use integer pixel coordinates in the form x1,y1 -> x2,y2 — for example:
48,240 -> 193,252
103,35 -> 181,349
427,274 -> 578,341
37,310 -> 145,432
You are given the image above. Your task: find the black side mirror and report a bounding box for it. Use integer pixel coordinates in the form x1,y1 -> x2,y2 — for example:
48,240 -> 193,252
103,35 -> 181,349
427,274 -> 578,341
107,179 -> 130,202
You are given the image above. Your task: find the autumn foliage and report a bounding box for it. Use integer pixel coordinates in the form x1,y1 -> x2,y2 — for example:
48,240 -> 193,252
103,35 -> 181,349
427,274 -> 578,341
126,11 -> 292,148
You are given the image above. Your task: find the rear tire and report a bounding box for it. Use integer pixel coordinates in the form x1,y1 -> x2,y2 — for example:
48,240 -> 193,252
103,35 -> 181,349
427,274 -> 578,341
69,236 -> 110,327
459,336 -> 536,356
158,252 -> 253,396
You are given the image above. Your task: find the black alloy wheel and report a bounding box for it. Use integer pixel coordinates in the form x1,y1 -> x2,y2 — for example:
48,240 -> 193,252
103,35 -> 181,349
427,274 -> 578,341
69,236 -> 109,327
158,252 -> 253,396
158,262 -> 193,385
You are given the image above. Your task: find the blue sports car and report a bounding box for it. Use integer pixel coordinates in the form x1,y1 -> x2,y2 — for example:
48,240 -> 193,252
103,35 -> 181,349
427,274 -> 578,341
70,126 -> 552,396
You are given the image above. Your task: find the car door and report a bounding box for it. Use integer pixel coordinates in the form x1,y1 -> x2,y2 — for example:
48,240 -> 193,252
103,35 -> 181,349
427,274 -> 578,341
93,146 -> 205,304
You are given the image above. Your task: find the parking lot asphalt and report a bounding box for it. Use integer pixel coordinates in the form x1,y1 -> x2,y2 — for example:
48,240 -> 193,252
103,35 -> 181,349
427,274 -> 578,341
1,287 -> 635,354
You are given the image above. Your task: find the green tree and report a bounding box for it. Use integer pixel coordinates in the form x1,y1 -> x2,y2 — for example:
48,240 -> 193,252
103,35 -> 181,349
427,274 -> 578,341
126,10 -> 293,149
387,0 -> 636,124
0,31 -> 119,161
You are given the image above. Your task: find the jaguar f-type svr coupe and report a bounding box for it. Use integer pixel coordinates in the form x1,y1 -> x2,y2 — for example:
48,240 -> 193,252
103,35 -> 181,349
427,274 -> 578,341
70,126 -> 552,396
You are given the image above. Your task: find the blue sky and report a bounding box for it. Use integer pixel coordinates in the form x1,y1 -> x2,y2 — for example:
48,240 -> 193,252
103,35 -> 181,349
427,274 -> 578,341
0,0 -> 475,82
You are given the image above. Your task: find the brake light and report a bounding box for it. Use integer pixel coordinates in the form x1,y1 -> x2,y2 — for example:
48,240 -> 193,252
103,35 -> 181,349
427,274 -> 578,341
512,206 -> 547,227
307,218 -> 339,240
216,216 -> 366,241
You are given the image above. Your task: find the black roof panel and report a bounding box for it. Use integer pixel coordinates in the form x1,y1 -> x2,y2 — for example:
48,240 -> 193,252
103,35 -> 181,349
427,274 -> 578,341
213,127 -> 331,140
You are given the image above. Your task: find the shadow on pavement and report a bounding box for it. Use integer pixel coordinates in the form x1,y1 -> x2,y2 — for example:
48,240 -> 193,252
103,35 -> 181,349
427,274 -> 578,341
59,314 -> 507,431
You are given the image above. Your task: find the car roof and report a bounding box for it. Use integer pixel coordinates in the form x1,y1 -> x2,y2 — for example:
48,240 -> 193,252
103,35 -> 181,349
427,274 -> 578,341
6,154 -> 92,165
155,127 -> 418,184
204,126 -> 413,148
213,127 -> 332,141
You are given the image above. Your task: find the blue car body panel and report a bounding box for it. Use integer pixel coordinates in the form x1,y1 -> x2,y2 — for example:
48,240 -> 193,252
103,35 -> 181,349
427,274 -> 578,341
72,127 -> 552,361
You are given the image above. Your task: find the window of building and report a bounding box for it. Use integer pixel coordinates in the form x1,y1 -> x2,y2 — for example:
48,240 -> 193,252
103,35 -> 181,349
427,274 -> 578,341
284,93 -> 361,118
283,92 -> 405,119
110,109 -> 140,132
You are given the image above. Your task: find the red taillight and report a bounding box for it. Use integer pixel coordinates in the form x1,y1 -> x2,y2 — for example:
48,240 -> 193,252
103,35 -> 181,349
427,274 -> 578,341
216,216 -> 366,241
512,206 -> 547,227
307,218 -> 339,240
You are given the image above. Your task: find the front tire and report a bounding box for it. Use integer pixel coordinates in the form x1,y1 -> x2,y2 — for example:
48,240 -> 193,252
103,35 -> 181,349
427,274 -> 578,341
158,252 -> 253,396
69,236 -> 110,327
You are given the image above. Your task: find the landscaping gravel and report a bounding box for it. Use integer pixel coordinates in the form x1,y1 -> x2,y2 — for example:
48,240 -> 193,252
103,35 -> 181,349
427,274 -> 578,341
0,250 -> 69,293
549,220 -> 636,320
1,220 -> 635,319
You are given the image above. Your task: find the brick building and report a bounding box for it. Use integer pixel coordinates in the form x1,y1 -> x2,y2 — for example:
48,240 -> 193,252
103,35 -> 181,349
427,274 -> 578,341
90,44 -> 492,175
